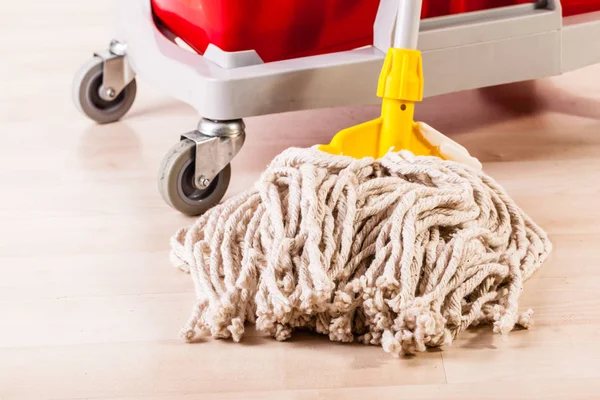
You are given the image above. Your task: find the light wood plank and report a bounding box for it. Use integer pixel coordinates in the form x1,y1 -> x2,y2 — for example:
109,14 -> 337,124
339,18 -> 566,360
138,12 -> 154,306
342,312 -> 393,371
0,338 -> 444,399
443,326 -> 600,384
96,379 -> 600,400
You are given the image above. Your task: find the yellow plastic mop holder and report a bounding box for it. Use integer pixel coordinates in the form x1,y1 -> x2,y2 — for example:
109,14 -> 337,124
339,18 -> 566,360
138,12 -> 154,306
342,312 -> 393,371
319,48 -> 443,160
376,48 -> 423,101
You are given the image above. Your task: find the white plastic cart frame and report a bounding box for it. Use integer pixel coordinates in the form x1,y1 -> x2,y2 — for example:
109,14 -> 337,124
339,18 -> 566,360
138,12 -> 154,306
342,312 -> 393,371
73,0 -> 600,215
114,0 -> 600,120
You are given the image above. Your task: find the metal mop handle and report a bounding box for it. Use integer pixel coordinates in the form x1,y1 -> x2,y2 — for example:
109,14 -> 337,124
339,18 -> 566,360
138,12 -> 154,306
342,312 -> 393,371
394,0 -> 423,50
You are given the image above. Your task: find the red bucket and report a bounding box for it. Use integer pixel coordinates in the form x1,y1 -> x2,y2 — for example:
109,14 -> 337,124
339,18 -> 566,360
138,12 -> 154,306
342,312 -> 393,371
151,0 -> 596,63
151,0 -> 381,62
562,0 -> 600,16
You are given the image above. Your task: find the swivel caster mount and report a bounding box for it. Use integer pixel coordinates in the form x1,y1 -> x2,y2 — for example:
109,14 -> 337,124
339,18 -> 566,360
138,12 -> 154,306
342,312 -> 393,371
158,119 -> 246,216
73,40 -> 137,124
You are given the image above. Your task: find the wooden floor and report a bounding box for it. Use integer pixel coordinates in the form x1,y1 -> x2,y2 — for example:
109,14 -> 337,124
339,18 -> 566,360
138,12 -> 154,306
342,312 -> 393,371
2,1 -> 600,399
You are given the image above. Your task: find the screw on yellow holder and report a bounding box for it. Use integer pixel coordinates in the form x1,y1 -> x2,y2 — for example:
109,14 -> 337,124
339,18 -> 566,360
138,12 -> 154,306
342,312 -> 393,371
319,48 -> 444,160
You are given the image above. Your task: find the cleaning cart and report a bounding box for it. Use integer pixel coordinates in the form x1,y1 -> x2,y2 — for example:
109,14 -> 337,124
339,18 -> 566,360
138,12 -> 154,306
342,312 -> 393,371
73,0 -> 600,215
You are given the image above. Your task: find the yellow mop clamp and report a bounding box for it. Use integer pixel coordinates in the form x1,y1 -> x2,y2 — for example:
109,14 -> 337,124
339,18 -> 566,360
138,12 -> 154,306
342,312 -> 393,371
319,2 -> 481,169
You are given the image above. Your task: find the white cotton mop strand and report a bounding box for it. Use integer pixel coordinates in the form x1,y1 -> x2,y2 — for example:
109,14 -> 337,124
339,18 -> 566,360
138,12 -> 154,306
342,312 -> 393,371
169,147 -> 552,357
169,0 -> 551,357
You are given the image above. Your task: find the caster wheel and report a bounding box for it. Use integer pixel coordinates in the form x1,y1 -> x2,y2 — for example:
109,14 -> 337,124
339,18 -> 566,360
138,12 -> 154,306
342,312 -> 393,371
158,139 -> 231,216
72,56 -> 136,124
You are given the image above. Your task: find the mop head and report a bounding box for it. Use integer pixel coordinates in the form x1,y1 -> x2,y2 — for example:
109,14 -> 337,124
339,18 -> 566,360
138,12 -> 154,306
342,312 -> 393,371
170,147 -> 552,356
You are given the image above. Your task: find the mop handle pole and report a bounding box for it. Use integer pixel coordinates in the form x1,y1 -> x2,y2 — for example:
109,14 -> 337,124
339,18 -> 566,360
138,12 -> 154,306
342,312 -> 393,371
393,0 -> 423,50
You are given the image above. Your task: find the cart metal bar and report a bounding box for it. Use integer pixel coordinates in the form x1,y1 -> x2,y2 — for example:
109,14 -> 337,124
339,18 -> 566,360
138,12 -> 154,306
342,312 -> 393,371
562,11 -> 600,72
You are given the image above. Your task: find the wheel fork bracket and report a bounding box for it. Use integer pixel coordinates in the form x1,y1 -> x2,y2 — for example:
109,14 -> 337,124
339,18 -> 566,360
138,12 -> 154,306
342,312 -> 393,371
182,119 -> 246,189
94,40 -> 136,101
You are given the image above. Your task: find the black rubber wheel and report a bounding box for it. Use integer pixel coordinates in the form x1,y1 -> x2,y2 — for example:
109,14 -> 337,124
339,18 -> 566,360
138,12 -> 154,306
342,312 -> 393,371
158,139 -> 231,216
73,57 -> 137,124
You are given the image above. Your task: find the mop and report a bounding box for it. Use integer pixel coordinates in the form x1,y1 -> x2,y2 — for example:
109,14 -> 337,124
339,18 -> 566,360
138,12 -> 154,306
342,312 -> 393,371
169,1 -> 552,356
